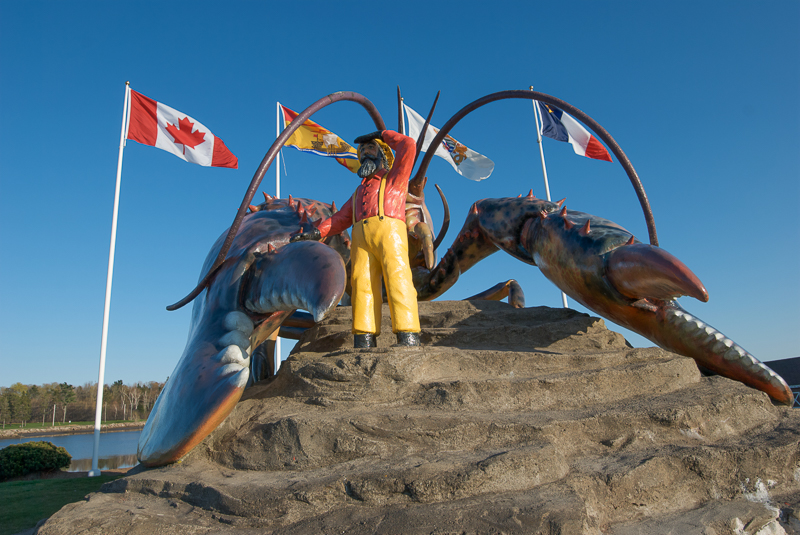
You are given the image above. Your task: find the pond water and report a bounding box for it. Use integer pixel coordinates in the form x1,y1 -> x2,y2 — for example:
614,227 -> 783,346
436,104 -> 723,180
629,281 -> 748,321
0,430 -> 141,472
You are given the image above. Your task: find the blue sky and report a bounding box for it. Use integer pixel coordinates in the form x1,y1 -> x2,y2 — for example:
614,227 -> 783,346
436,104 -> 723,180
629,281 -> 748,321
1,1 -> 797,389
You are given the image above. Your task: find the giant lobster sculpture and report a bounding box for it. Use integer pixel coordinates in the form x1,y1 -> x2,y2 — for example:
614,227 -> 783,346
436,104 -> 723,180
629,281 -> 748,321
137,90 -> 794,467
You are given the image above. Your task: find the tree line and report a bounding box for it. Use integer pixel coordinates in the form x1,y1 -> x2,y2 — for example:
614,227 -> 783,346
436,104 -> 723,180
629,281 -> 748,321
0,380 -> 166,427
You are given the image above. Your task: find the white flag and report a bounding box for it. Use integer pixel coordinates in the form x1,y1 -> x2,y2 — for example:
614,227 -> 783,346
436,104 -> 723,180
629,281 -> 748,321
404,103 -> 494,181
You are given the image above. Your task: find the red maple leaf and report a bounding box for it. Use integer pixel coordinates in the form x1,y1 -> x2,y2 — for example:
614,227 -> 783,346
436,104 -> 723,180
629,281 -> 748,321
165,117 -> 206,151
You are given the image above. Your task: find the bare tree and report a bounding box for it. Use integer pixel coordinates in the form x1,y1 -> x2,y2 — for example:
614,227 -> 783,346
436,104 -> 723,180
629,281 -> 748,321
141,384 -> 152,412
110,380 -> 126,421
128,383 -> 142,421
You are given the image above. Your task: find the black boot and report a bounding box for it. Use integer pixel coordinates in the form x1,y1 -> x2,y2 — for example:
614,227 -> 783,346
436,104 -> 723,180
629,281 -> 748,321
395,332 -> 420,347
354,333 -> 377,348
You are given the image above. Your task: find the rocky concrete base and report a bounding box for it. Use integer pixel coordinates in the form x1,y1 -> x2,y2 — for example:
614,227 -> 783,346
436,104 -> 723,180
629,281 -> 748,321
36,301 -> 800,534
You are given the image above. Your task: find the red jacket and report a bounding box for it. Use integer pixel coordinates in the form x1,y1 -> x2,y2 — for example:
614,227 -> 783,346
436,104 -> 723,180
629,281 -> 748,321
316,130 -> 415,238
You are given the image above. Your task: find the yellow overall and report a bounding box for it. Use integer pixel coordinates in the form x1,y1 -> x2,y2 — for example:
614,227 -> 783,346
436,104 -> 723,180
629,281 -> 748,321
350,177 -> 420,336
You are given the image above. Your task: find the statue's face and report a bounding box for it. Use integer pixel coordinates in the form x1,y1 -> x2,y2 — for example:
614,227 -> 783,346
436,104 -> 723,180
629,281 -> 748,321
357,142 -> 384,178
359,142 -> 381,161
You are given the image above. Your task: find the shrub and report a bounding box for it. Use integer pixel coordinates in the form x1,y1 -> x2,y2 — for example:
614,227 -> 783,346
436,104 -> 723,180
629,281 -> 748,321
0,441 -> 72,481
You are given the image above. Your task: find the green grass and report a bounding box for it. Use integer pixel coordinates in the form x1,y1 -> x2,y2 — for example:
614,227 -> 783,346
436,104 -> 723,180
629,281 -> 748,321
0,473 -> 124,535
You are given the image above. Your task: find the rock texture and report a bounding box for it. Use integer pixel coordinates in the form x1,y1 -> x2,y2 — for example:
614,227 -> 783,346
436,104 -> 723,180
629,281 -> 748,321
37,301 -> 800,534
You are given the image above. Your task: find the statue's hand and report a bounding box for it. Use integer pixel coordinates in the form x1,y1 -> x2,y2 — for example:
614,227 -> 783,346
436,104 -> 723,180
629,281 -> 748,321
354,131 -> 384,145
290,228 -> 322,243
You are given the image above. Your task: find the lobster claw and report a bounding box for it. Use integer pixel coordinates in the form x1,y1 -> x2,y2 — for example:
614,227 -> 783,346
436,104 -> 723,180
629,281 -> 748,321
138,213 -> 347,467
605,243 -> 708,303
513,202 -> 793,406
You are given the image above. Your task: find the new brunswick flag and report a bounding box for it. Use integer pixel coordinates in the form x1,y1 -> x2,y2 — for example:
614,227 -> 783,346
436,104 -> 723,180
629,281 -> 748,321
279,104 -> 359,173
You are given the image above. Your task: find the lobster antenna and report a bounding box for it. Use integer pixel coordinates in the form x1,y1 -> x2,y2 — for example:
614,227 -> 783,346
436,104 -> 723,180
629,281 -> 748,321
431,184 -> 450,251
413,91 -> 440,167
411,90 -> 658,246
397,86 -> 404,135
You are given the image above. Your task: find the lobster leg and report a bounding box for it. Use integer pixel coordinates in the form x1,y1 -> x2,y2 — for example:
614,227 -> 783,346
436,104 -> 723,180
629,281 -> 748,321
414,201 -> 501,300
465,280 -> 525,308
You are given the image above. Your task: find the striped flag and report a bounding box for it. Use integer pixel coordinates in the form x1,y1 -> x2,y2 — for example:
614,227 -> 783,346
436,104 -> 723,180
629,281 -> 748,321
279,104 -> 359,173
537,102 -> 612,162
126,90 -> 238,168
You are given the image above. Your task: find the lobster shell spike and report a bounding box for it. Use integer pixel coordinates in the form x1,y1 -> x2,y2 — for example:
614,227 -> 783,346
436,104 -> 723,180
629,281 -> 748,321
579,220 -> 591,236
560,207 -> 573,229
555,198 -> 566,208
527,189 -> 534,198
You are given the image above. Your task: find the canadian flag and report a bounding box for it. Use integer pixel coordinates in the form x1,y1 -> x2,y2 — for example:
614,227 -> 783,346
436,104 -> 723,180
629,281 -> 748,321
127,90 -> 238,168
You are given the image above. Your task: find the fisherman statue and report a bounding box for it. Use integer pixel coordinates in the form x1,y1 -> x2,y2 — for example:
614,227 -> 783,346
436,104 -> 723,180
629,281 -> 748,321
291,130 -> 421,348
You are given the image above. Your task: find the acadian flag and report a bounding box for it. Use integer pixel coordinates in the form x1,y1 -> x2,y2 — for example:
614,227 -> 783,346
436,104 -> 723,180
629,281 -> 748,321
279,104 -> 360,173
404,103 -> 494,181
536,101 -> 612,162
127,90 -> 238,168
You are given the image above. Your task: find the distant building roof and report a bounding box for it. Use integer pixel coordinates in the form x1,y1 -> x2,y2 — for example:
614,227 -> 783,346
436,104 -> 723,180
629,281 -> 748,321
765,357 -> 800,408
766,356 -> 800,386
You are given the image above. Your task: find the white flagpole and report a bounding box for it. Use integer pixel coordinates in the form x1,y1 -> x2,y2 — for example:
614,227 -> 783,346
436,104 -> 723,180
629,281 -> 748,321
274,102 -> 282,374
89,82 -> 131,477
530,87 -> 569,309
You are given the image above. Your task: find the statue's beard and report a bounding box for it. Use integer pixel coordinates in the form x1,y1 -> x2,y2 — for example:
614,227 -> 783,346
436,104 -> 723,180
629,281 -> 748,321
357,155 -> 382,178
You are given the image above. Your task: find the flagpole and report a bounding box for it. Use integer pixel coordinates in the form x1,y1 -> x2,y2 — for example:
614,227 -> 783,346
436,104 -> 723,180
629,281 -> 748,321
274,102 -> 282,374
89,81 -> 130,477
530,87 -> 569,309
